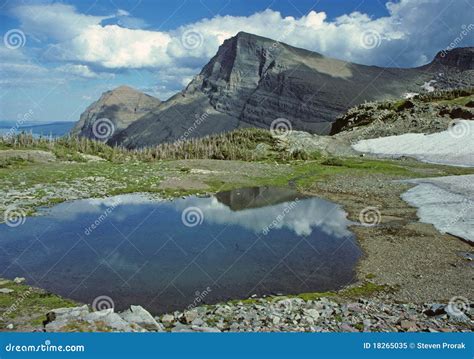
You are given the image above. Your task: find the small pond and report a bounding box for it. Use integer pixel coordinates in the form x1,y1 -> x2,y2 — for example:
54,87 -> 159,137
0,186 -> 361,314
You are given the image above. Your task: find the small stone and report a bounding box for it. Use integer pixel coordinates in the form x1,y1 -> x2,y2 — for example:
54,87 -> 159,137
161,314 -> 175,326
400,320 -> 417,330
6,324 -> 14,330
191,318 -> 205,326
424,304 -> 445,317
171,323 -> 192,332
13,277 -> 25,284
304,309 -> 320,321
340,323 -> 358,332
191,326 -> 221,332
347,303 -> 363,313
0,288 -> 14,294
184,310 -> 199,324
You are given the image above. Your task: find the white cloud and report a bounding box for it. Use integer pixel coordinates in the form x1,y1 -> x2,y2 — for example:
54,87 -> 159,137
11,3 -> 112,42
5,1 -> 473,97
56,63 -> 114,79
11,0 -> 473,71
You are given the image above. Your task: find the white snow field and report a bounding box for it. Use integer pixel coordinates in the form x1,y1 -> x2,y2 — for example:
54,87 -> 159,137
352,120 -> 474,167
401,175 -> 474,243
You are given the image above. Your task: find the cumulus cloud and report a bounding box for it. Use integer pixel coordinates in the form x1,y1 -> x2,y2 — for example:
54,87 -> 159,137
4,0 -> 473,97
56,63 -> 114,79
11,1 -> 473,70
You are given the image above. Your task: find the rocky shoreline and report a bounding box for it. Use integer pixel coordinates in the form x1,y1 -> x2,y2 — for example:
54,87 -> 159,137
36,294 -> 474,333
1,276 -> 471,333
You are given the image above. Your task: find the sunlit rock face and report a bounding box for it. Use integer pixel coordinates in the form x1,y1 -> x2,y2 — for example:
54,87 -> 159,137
71,85 -> 161,140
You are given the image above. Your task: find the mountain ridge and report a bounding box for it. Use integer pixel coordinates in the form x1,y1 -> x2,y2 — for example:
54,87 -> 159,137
74,32 -> 474,148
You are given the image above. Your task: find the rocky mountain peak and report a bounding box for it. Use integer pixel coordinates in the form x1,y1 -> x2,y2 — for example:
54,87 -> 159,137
71,86 -> 161,140
430,47 -> 474,71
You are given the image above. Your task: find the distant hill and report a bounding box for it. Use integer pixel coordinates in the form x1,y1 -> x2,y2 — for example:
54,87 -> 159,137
0,121 -> 75,137
71,85 -> 161,140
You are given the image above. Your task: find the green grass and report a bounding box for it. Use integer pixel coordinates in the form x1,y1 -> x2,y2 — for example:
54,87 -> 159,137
436,95 -> 473,106
0,279 -> 77,327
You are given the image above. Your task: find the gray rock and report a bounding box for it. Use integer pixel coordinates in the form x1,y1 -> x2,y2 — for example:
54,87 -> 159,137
445,305 -> 470,323
184,309 -> 199,324
340,323 -> 358,332
191,326 -> 221,332
424,304 -> 446,316
13,277 -> 25,284
191,318 -> 205,327
120,305 -> 164,331
84,309 -> 137,332
0,288 -> 14,294
161,314 -> 175,326
171,323 -> 192,332
304,309 -> 320,321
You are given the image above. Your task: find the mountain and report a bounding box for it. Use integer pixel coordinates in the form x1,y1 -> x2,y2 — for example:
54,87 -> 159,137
71,86 -> 161,140
75,32 -> 473,148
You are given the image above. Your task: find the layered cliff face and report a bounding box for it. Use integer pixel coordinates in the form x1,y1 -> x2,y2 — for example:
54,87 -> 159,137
75,32 -> 473,148
71,86 -> 161,140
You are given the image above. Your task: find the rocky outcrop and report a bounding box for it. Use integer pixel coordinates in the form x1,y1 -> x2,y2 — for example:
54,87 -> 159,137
329,88 -> 474,140
71,86 -> 161,141
108,33 -> 473,148
427,47 -> 474,71
44,305 -> 164,332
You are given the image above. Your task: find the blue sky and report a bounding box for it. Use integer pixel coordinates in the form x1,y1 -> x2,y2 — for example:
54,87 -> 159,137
0,0 -> 472,123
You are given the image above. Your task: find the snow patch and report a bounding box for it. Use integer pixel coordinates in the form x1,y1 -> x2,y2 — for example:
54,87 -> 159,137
401,175 -> 474,243
421,80 -> 436,92
403,92 -> 418,99
352,120 -> 474,167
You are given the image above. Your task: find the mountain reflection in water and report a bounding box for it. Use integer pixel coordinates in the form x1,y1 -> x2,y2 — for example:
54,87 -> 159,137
0,186 -> 360,314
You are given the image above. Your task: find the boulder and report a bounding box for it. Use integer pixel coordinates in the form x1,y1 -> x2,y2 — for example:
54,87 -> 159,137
120,305 -> 164,331
161,314 -> 175,326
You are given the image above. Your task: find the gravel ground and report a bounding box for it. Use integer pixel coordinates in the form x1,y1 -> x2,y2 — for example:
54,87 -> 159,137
305,172 -> 473,303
